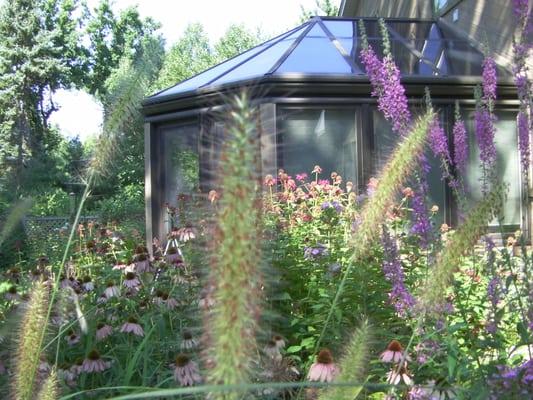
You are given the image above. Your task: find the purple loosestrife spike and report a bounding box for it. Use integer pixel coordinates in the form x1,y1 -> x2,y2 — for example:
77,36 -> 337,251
518,111 -> 531,173
206,93 -> 262,395
381,227 -> 416,316
482,57 -> 497,109
453,103 -> 469,176
359,20 -> 411,136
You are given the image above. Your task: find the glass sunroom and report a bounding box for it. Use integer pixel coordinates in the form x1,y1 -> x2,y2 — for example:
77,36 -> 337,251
142,16 -> 526,246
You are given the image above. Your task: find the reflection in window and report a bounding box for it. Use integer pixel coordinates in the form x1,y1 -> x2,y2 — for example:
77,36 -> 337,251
372,109 -> 446,224
463,111 -> 521,227
160,123 -> 199,232
278,108 -> 357,184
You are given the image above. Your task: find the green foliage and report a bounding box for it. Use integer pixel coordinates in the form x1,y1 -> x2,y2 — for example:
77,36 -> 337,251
30,189 -> 71,217
300,0 -> 339,22
153,24 -> 261,92
96,183 -> 145,224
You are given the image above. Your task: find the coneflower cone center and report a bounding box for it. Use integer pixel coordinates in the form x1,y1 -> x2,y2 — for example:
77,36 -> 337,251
387,340 -> 403,352
175,354 -> 190,367
317,348 -> 333,364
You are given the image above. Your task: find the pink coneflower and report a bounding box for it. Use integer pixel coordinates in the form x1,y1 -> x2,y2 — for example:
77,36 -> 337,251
162,293 -> 179,309
112,260 -> 128,271
30,269 -> 43,282
134,253 -> 152,273
96,322 -> 113,341
153,290 -> 165,305
264,340 -> 282,362
180,330 -> 198,350
58,364 -> 77,387
177,225 -> 196,242
66,331 -> 81,346
120,317 -> 144,336
173,354 -> 202,386
263,174 -> 276,186
123,272 -> 141,289
82,350 -> 111,373
273,335 -> 286,350
312,165 -> 322,174
81,276 -> 94,292
165,247 -> 183,266
5,286 -> 20,301
380,340 -> 410,363
386,364 -> 413,386
97,294 -> 108,304
307,349 -> 339,382
104,281 -> 120,298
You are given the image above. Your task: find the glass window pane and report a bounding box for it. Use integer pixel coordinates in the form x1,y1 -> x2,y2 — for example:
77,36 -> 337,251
463,111 -> 522,226
305,23 -> 327,37
160,122 -> 199,232
277,37 -> 354,74
323,20 -> 355,37
278,108 -> 358,184
372,108 -> 446,224
212,27 -> 305,85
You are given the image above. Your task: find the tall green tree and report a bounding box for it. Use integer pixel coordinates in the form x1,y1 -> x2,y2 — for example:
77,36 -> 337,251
0,0 -> 86,195
84,0 -> 164,100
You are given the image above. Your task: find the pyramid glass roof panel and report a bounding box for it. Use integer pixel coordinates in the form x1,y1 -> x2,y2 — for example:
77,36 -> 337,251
147,17 -> 511,102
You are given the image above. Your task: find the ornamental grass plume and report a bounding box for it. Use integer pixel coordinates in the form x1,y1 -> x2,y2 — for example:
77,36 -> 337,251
420,184 -> 504,311
12,282 -> 49,400
351,111 -> 434,260
35,369 -> 59,400
319,320 -> 371,400
205,93 -> 262,395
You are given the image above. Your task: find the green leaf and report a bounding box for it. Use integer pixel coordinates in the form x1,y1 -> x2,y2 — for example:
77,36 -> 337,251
286,345 -> 302,354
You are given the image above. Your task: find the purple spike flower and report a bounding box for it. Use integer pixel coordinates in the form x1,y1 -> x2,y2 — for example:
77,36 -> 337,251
453,118 -> 468,175
410,182 -> 432,248
360,46 -> 411,136
482,57 -> 498,105
428,116 -> 451,164
518,111 -> 530,173
381,227 -> 416,317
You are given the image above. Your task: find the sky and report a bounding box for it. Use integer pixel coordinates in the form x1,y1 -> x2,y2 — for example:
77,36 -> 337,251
51,0 -> 325,141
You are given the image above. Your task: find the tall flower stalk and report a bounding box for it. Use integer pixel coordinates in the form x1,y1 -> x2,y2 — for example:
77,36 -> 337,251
512,0 -> 532,177
319,320 -> 371,400
420,184 -> 504,310
205,93 -> 262,396
35,369 -> 59,400
13,282 -> 50,400
381,227 -> 416,317
474,57 -> 498,195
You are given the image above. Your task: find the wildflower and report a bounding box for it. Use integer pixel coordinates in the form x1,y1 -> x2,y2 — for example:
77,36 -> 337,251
402,187 -> 414,198
312,165 -> 322,174
272,335 -> 285,350
82,350 -> 111,373
123,272 -> 141,289
177,225 -> 196,242
428,117 -> 451,164
208,189 -> 220,203
386,364 -> 413,386
263,174 -> 276,186
304,243 -> 329,260
65,331 -> 80,346
410,183 -> 432,248
104,281 -> 120,299
162,293 -> 179,309
453,105 -> 468,175
346,181 -> 353,192
58,364 -> 77,387
5,285 -> 19,301
81,276 -> 94,292
296,173 -> 308,182
112,260 -> 128,271
321,201 -> 343,213
134,253 -> 152,273
120,317 -> 144,336
380,340 -> 410,363
96,322 -> 113,341
173,354 -> 202,386
263,340 -> 282,362
430,205 -> 439,213
366,177 -> 378,196
180,330 -> 198,350
307,348 -> 339,382
440,223 -> 450,233
482,56 -> 497,105
518,111 -> 530,173
381,228 -> 416,317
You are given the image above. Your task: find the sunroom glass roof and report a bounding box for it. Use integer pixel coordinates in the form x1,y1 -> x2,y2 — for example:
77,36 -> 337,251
149,17 -> 510,101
